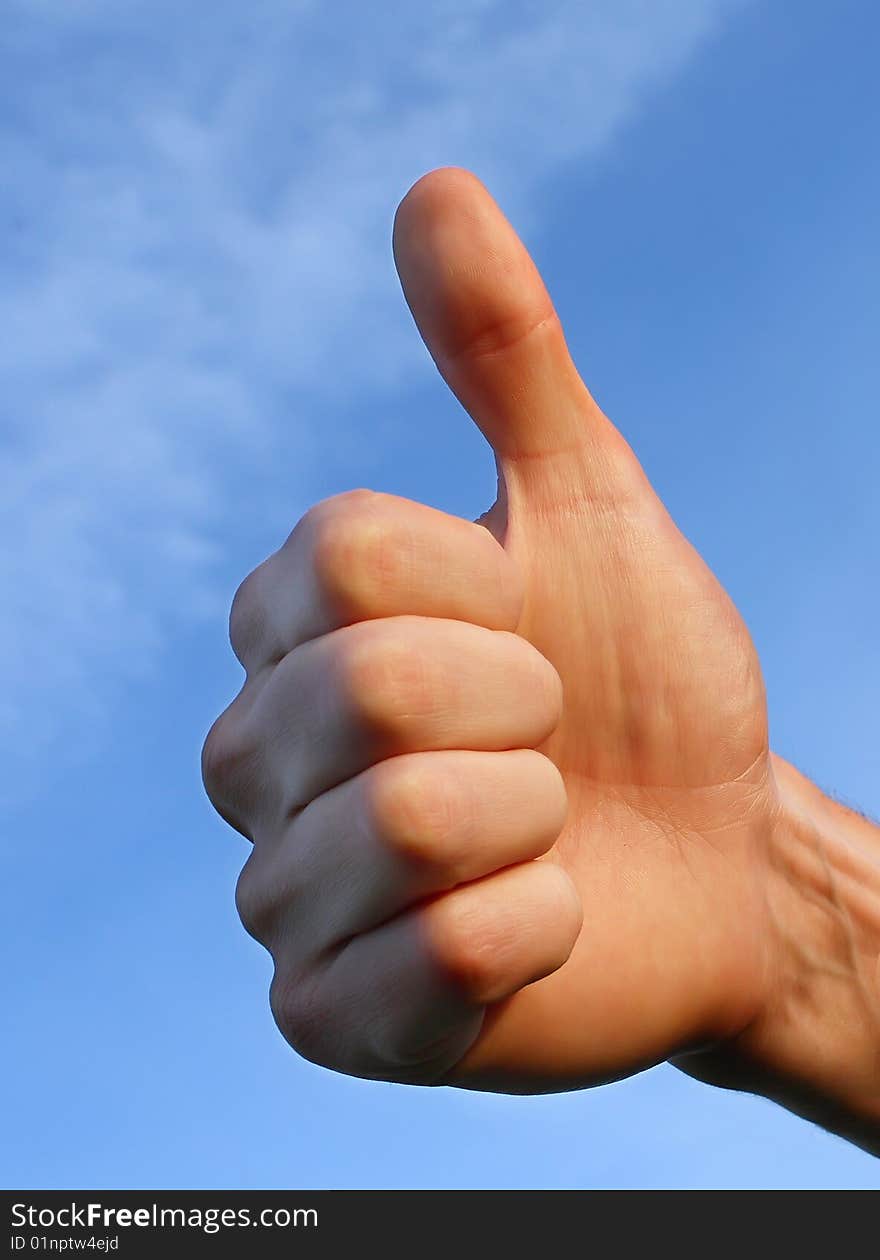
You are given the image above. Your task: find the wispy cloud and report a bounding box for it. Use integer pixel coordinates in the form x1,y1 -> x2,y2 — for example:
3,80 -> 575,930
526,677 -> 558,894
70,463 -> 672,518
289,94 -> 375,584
1,0 -> 746,802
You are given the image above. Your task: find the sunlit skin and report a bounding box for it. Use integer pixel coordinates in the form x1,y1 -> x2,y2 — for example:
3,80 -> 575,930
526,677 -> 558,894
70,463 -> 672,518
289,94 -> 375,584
202,168 -> 880,1149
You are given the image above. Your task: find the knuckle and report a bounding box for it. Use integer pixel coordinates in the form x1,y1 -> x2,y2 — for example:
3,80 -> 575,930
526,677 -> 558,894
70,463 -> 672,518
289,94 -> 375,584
200,711 -> 240,798
269,966 -> 327,1064
370,761 -> 463,868
200,706 -> 261,811
235,854 -> 277,944
428,897 -> 499,1004
322,487 -> 380,515
312,491 -> 405,618
302,488 -> 378,541
228,566 -> 267,667
342,629 -> 432,737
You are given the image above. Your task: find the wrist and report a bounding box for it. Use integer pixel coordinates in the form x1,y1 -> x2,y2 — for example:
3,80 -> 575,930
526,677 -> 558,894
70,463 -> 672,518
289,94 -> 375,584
676,753 -> 880,1153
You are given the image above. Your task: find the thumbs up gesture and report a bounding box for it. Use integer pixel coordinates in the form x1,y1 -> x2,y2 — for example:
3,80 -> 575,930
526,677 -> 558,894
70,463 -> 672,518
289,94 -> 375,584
202,168 -> 781,1091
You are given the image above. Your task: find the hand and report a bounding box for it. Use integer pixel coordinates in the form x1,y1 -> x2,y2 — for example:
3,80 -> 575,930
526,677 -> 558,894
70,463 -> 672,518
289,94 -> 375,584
201,167 -> 782,1091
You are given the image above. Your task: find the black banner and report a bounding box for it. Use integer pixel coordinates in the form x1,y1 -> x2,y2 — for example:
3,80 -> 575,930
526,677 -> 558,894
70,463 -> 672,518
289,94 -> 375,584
2,1189 -> 875,1256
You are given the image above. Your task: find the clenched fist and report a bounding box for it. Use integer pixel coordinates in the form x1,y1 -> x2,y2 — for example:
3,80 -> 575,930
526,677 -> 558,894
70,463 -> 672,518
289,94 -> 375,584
202,168 -> 869,1114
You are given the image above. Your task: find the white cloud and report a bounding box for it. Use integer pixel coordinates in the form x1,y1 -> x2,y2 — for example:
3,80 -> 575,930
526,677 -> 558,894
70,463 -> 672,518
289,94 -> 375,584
0,0 -> 747,803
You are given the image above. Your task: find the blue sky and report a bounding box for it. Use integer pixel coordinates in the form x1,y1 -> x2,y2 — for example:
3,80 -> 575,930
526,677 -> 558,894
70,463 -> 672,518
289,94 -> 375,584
2,0 -> 878,1189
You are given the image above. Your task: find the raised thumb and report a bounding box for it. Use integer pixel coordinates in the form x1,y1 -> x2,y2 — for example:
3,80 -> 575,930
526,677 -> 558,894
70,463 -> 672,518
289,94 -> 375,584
392,167 -> 623,478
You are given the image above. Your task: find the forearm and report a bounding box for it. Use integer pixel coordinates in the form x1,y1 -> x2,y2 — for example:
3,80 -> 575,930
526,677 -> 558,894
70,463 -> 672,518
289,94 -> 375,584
676,753 -> 880,1155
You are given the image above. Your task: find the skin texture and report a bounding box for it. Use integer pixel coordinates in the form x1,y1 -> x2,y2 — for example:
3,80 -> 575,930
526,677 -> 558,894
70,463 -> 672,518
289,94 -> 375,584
201,168 -> 880,1147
